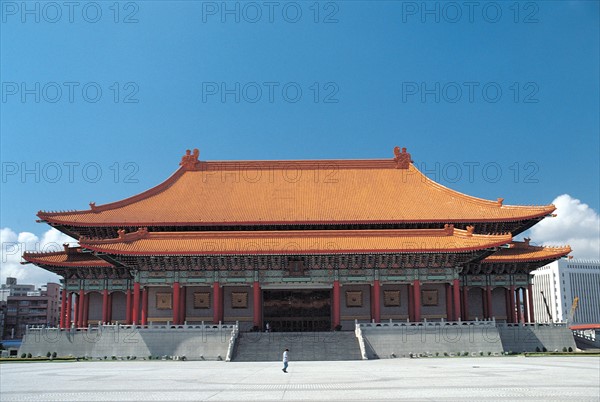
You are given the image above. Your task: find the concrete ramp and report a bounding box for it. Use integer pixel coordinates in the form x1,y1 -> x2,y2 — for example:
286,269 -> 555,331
232,331 -> 362,361
19,324 -> 235,360
497,323 -> 577,353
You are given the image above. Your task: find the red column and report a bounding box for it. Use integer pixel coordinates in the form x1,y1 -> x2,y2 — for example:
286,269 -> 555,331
373,280 -> 381,323
125,289 -> 132,325
82,293 -> 89,327
453,279 -> 461,321
523,291 -> 530,323
413,280 -> 421,322
486,286 -> 493,319
77,289 -> 85,327
172,282 -> 180,325
462,286 -> 469,320
107,293 -> 113,323
65,293 -> 72,327
504,288 -> 511,322
445,284 -> 453,320
253,281 -> 261,329
141,288 -> 148,326
527,284 -> 535,323
509,285 -> 516,323
332,280 -> 340,328
179,286 -> 186,324
408,284 -> 414,321
213,282 -> 222,324
132,282 -> 140,325
516,289 -> 522,323
101,289 -> 109,323
60,288 -> 67,328
73,294 -> 79,327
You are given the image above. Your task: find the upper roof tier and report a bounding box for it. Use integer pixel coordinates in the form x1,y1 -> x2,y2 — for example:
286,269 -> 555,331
37,147 -> 555,228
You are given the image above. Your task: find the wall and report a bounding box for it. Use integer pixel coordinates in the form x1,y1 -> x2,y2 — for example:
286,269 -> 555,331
380,284 -> 409,320
340,284 -> 371,330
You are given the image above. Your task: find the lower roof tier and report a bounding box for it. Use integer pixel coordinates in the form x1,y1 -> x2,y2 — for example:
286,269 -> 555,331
78,226 -> 511,255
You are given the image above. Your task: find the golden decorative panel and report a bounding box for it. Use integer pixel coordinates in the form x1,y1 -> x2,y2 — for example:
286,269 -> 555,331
383,290 -> 401,307
231,292 -> 248,309
193,292 -> 210,309
422,290 -> 438,306
346,291 -> 363,308
156,292 -> 172,310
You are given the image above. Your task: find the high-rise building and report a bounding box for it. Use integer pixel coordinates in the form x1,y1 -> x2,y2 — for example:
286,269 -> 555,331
531,259 -> 600,324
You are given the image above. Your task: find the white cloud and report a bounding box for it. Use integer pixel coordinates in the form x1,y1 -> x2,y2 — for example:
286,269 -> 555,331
0,227 -> 77,288
524,194 -> 600,260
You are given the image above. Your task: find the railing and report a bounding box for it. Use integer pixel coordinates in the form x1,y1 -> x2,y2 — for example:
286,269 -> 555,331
357,318 -> 497,329
496,321 -> 569,329
225,321 -> 239,362
573,329 -> 598,342
354,320 -> 368,360
25,321 -> 237,334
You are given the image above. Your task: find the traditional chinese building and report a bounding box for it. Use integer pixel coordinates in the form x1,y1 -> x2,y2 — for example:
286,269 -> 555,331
23,147 -> 571,332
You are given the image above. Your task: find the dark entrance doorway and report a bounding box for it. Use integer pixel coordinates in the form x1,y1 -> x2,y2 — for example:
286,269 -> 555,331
263,289 -> 331,332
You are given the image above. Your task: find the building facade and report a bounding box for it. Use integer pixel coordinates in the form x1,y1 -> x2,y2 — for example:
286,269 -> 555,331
23,147 -> 571,331
3,282 -> 61,339
0,277 -> 35,302
531,259 -> 600,324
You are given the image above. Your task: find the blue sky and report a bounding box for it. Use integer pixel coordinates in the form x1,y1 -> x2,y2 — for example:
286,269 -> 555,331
1,1 -> 599,265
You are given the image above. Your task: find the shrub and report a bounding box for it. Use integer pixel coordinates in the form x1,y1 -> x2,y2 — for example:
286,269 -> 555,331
542,347 -> 547,352
20,353 -> 26,358
487,351 -> 492,356
535,346 -> 541,352
46,352 -> 52,358
52,352 -> 57,358
562,347 -> 567,352
568,347 -> 573,352
27,353 -> 32,358
443,352 -> 448,356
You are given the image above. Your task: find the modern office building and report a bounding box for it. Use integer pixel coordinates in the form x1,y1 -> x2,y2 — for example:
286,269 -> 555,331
531,259 -> 600,324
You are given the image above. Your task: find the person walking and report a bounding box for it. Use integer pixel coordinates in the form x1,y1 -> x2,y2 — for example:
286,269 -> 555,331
282,348 -> 289,373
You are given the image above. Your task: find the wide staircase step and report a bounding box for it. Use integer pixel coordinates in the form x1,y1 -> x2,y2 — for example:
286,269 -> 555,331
232,331 -> 362,361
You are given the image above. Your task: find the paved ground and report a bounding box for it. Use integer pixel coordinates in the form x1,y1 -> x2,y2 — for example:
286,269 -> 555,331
1,356 -> 599,401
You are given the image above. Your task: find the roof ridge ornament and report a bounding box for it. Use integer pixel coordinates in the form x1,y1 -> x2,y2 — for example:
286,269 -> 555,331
393,146 -> 411,169
443,223 -> 454,235
180,148 -> 200,170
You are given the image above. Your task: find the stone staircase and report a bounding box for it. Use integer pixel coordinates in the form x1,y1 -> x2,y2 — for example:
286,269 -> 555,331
232,331 -> 362,361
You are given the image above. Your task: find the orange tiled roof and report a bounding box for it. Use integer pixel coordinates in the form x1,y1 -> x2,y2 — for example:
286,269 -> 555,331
38,148 -> 555,226
483,240 -> 571,263
22,247 -> 113,267
79,226 -> 512,255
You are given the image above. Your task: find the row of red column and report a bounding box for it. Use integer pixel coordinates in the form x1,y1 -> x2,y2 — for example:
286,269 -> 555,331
60,282 -> 224,329
463,284 -> 535,323
59,280 -> 534,329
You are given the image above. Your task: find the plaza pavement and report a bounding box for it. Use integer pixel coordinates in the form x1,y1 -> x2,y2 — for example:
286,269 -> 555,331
1,356 -> 598,401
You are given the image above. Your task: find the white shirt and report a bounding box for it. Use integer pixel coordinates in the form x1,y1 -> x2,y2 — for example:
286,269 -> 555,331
283,351 -> 289,362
